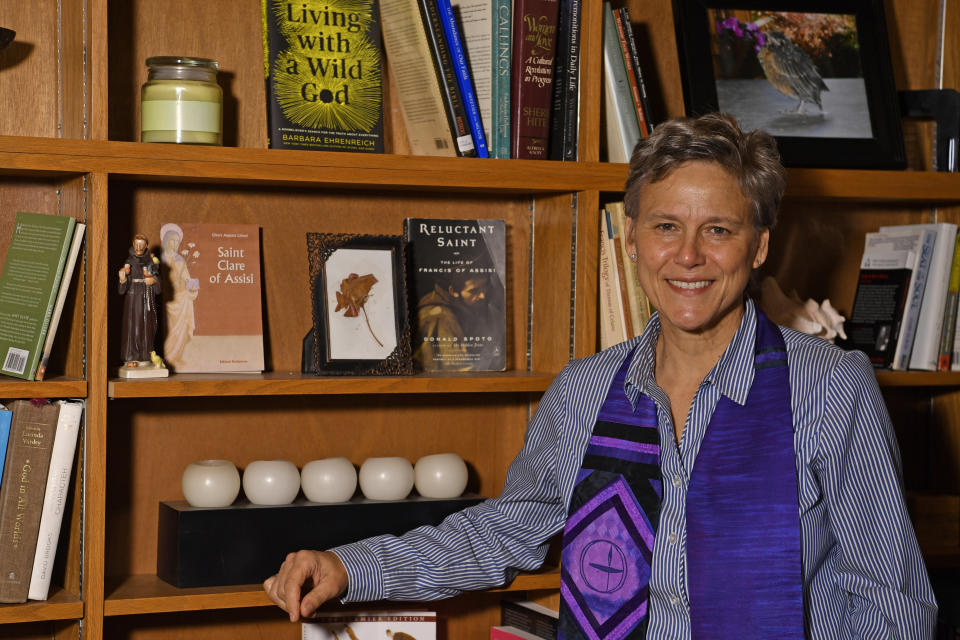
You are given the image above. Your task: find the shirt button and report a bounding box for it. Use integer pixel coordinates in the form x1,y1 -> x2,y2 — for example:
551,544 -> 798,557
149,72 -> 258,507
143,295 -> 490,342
669,594 -> 680,606
668,533 -> 678,544
672,475 -> 682,488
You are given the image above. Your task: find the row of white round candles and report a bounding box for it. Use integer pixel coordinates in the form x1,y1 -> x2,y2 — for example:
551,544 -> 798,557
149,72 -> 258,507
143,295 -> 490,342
180,453 -> 469,508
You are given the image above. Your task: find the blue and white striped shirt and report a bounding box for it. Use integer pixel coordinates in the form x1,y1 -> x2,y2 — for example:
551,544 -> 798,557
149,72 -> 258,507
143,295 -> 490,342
333,300 -> 937,638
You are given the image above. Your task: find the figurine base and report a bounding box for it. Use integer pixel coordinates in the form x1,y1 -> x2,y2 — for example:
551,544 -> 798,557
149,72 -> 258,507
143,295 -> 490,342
117,362 -> 169,378
157,494 -> 484,587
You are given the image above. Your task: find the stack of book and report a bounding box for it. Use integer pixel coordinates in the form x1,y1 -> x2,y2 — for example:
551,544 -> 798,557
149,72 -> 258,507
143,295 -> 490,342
844,222 -> 960,370
262,0 -> 597,160
0,399 -> 84,602
602,2 -> 654,163
598,203 -> 653,349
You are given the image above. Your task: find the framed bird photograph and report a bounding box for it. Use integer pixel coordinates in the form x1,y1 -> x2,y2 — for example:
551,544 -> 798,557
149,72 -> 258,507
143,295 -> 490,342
674,0 -> 905,168
306,232 -> 414,376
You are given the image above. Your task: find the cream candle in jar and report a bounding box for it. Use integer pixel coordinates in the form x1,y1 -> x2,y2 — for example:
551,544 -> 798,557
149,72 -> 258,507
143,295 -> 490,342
141,56 -> 222,145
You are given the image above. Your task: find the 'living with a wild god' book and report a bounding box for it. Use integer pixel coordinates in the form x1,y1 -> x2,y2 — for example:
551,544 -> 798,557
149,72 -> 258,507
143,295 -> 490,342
262,0 -> 383,152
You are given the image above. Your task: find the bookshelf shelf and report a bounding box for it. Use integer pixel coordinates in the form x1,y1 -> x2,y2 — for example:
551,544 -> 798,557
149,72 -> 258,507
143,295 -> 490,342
0,378 -> 87,399
0,587 -> 83,624
103,568 -> 562,617
875,371 -> 960,388
107,371 -> 556,398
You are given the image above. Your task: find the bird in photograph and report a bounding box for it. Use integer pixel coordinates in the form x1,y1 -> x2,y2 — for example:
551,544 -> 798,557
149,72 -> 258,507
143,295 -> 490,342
755,30 -> 829,114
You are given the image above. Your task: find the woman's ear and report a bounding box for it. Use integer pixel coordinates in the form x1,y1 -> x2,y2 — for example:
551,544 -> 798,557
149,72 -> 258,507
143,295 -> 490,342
754,228 -> 770,267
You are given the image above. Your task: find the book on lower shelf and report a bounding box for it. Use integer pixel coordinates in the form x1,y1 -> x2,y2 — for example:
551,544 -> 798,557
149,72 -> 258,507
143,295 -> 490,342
404,218 -> 506,372
0,212 -> 79,380
261,0 -> 384,153
500,600 -> 559,639
159,222 -> 264,373
491,625 -> 546,640
302,611 -> 436,639
598,209 -> 626,350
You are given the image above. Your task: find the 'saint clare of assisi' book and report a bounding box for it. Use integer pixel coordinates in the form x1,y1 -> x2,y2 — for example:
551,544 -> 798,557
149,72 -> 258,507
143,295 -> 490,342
262,0 -> 383,153
404,218 -> 506,372
160,223 -> 264,373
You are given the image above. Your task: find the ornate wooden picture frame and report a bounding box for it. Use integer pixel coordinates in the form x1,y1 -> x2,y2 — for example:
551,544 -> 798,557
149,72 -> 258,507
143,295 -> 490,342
307,233 -> 414,375
674,0 -> 905,168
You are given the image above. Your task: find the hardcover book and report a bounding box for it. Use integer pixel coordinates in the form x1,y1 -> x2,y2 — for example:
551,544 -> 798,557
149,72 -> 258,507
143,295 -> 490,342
452,0 -> 495,151
491,0 -> 512,158
439,0 -> 489,157
510,0 -> 560,159
159,223 -> 264,373
0,212 -> 77,380
35,222 -> 85,381
261,0 -> 384,153
548,0 -> 581,160
302,610 -> 436,640
601,2 -> 640,164
0,400 -> 60,603
500,600 -> 559,639
404,218 -> 506,371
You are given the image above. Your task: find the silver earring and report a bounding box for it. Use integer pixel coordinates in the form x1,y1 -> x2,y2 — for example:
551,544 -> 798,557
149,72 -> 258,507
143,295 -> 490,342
630,253 -> 637,260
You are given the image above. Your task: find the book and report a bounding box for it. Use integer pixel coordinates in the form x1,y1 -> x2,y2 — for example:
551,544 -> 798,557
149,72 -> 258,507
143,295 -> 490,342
35,222 -> 85,381
548,0 -> 582,160
0,400 -> 60,603
608,201 -> 651,336
949,234 -> 960,371
614,7 -> 650,138
0,212 -> 77,380
500,600 -> 559,639
491,625 -> 545,640
450,0 -> 494,152
159,223 -> 265,373
618,6 -> 654,133
301,610 -> 436,639
417,0 -> 477,157
491,0 -> 512,158
439,0 -> 489,157
261,0 -> 384,153
0,406 -> 11,495
601,3 -> 640,163
880,223 -> 958,370
404,218 -> 506,371
843,241 -> 916,368
380,0 -> 460,156
599,210 -> 626,349
510,0 -> 561,159
28,400 -> 83,601
606,209 -> 634,339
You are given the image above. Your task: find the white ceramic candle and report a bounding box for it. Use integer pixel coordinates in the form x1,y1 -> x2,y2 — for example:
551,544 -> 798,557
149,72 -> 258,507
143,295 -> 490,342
414,453 -> 468,499
242,460 -> 300,505
301,457 -> 357,503
181,459 -> 241,508
358,456 -> 414,501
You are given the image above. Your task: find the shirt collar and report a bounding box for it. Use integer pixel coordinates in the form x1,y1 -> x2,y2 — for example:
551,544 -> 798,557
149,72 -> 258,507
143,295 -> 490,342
626,299 -> 758,406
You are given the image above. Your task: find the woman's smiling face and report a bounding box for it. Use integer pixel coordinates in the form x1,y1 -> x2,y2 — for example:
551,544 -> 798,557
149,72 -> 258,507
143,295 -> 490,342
626,160 -> 769,338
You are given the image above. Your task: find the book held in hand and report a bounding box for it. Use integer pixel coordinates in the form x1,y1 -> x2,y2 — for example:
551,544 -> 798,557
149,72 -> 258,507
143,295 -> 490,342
0,212 -> 78,380
302,610 -> 436,639
159,223 -> 264,373
261,0 -> 384,153
404,218 -> 506,371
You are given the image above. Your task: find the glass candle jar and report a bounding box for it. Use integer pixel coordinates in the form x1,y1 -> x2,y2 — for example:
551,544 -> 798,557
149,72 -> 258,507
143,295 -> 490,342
141,56 -> 222,145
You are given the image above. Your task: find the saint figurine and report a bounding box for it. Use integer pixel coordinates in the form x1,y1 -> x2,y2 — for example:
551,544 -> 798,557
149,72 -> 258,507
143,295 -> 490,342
118,234 -> 164,370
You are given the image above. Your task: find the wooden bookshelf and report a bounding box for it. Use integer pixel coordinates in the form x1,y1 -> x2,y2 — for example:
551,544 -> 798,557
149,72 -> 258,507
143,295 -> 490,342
0,588 -> 83,624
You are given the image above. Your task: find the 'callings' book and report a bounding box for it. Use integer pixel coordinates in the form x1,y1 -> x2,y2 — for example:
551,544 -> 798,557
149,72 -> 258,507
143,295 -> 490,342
404,218 -> 506,372
261,0 -> 383,153
159,223 -> 264,373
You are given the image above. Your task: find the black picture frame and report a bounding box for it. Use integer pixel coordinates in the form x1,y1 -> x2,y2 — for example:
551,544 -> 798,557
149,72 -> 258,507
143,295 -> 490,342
307,233 -> 414,375
673,0 -> 905,168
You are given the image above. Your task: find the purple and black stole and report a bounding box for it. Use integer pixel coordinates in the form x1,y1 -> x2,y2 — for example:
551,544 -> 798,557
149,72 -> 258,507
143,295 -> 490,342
559,309 -> 804,639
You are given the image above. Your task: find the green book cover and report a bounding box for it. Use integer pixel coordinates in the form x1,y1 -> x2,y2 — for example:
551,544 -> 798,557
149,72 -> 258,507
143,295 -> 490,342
0,212 -> 76,380
491,0 -> 512,158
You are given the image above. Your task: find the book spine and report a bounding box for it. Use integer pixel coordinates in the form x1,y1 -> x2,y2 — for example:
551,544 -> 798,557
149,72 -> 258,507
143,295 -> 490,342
608,211 -> 635,339
612,8 -> 648,138
0,400 -> 60,602
28,401 -> 83,601
618,6 -> 653,134
419,0 -> 478,157
0,409 -> 11,496
438,0 -> 489,157
603,209 -> 627,345
893,230 -> 936,370
491,0 -> 512,158
35,223 -> 85,381
601,3 -> 640,163
940,232 -> 960,369
548,0 -> 581,160
500,601 -> 559,639
261,0 -> 275,148
510,0 -> 560,159
598,212 -> 619,349
450,0 -> 494,148
609,203 -> 644,336
908,223 -> 957,370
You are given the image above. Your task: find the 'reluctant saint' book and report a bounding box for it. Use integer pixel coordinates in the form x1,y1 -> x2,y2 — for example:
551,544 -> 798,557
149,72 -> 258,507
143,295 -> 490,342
404,218 -> 506,372
261,0 -> 383,153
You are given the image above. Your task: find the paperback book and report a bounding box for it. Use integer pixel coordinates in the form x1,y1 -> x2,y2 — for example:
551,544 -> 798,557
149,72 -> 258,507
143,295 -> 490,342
159,223 -> 264,373
262,0 -> 383,153
302,610 -> 436,640
404,218 -> 506,371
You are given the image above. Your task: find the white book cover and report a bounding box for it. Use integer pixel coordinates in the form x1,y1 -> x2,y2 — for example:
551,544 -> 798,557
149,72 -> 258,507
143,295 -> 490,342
451,0 -> 493,147
602,3 -> 639,164
864,228 -> 937,370
28,400 -> 83,600
302,610 -> 436,640
880,223 -> 958,370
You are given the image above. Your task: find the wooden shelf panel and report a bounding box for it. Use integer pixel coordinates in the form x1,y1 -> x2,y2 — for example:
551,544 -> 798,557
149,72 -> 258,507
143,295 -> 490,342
920,545 -> 960,569
104,569 -> 560,617
785,168 -> 960,202
0,377 -> 86,399
107,371 -> 556,398
0,587 -> 82,624
875,371 -> 960,387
